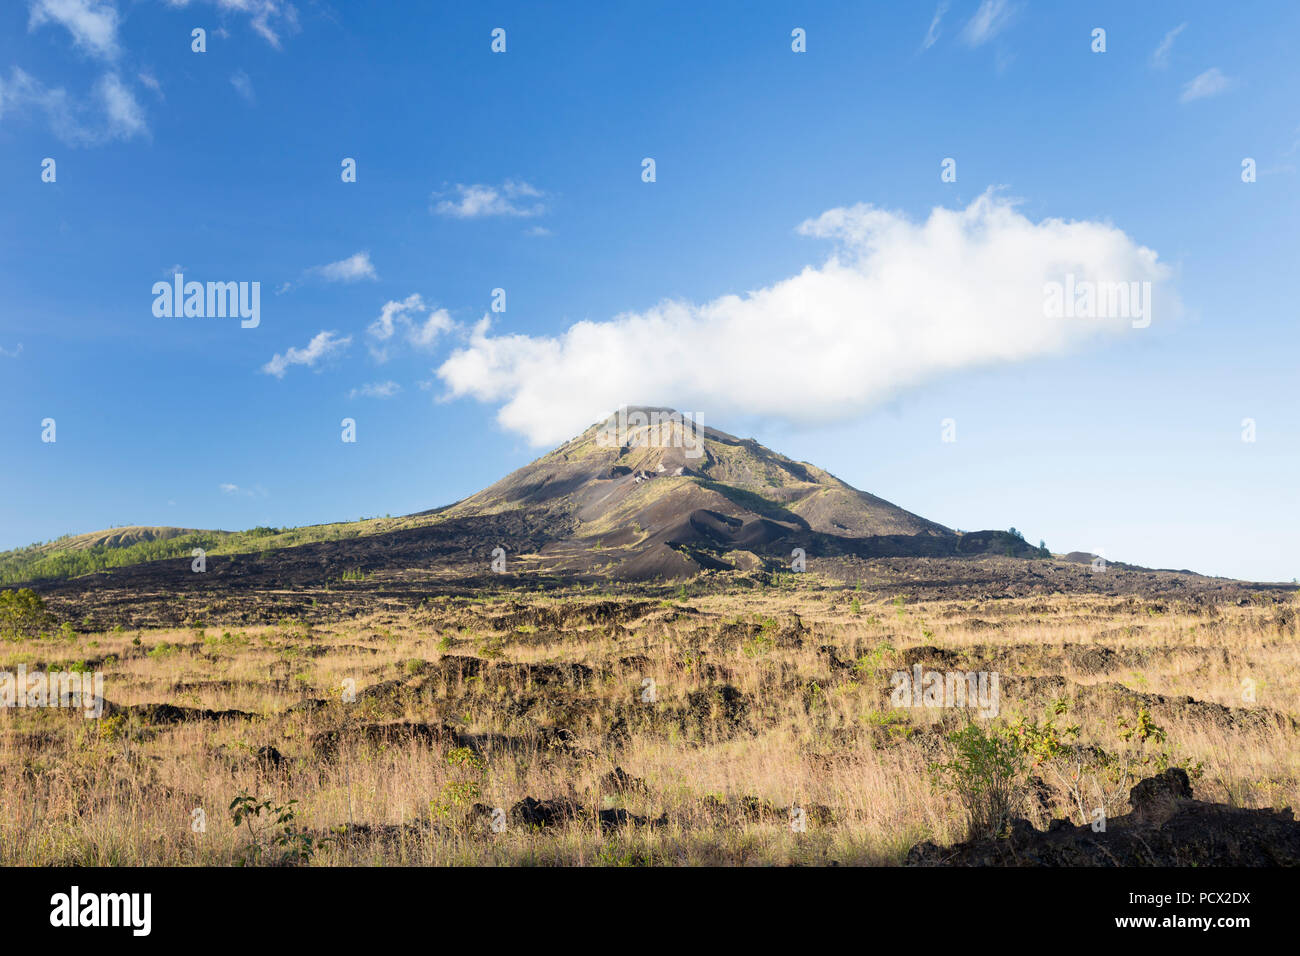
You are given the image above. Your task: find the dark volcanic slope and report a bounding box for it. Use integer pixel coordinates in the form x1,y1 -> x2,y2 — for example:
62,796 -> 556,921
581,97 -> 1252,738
433,407 -> 1037,579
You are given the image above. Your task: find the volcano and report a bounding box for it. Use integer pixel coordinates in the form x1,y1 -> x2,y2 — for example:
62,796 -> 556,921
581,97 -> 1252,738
425,407 -> 1041,580
3,407 -> 1043,591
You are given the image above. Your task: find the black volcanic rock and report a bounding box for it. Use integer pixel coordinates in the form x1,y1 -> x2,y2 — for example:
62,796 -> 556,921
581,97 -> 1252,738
905,770 -> 1300,866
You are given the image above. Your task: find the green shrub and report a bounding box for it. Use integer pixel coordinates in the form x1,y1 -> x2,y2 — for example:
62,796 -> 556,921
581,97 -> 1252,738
851,641 -> 895,681
0,588 -> 50,639
229,795 -> 329,866
935,719 -> 1026,841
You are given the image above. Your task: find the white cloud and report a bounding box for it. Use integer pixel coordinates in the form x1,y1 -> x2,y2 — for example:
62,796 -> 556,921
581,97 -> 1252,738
408,310 -> 454,349
437,191 -> 1174,447
312,251 -> 377,283
261,330 -> 352,378
137,71 -> 162,97
433,180 -> 546,219
219,482 -> 268,497
16,1 -> 296,145
961,0 -> 1015,48
922,2 -> 948,51
348,381 -> 401,399
28,0 -> 120,60
0,68 -> 62,123
366,293 -> 453,360
230,70 -> 255,104
96,72 -> 145,137
1151,22 -> 1187,69
0,343 -> 23,358
368,293 -> 423,343
278,251 -> 379,292
231,0 -> 298,48
0,66 -> 146,143
164,0 -> 299,48
1180,67 -> 1233,103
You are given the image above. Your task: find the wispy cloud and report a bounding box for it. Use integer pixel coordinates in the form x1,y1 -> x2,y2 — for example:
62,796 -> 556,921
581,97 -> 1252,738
438,191 -> 1174,447
219,482 -> 268,498
1267,127 -> 1300,175
0,66 -> 147,144
97,72 -> 145,136
922,2 -> 948,51
11,0 -> 303,147
137,71 -> 162,97
366,293 -> 453,361
169,0 -> 299,49
230,70 -> 255,104
367,294 -> 424,354
961,0 -> 1015,48
407,310 -> 454,349
231,0 -> 299,48
348,381 -> 401,399
0,343 -> 23,358
1180,67 -> 1233,103
261,330 -> 352,378
1151,22 -> 1187,70
312,251 -> 377,283
277,251 -> 379,293
433,180 -> 546,219
14,1 -> 300,147
12,3 -> 152,144
29,0 -> 120,60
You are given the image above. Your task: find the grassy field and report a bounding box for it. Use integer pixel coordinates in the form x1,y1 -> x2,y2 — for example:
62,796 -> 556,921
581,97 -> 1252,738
2,574 -> 1295,865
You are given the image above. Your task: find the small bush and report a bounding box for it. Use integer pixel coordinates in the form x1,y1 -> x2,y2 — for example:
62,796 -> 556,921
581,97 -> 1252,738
229,795 -> 329,866
935,719 -> 1026,841
0,588 -> 51,639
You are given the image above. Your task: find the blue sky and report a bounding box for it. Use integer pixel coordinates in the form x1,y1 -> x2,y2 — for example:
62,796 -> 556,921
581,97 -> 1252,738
1,1 -> 1297,582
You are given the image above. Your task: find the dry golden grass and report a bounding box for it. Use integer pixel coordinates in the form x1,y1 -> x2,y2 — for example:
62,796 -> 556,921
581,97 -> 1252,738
2,577 -> 1296,865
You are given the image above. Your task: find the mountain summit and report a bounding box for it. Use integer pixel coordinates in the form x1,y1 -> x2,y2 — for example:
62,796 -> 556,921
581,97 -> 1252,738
438,407 -> 1036,580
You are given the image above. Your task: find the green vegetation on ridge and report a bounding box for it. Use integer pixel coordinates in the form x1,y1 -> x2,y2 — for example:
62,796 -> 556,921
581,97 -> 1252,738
0,515 -> 434,586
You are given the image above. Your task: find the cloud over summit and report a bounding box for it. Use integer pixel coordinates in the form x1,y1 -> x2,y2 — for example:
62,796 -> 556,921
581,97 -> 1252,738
437,192 -> 1173,446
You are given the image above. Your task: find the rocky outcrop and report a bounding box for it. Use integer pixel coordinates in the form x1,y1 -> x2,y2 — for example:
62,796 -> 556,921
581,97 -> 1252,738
906,769 -> 1300,866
